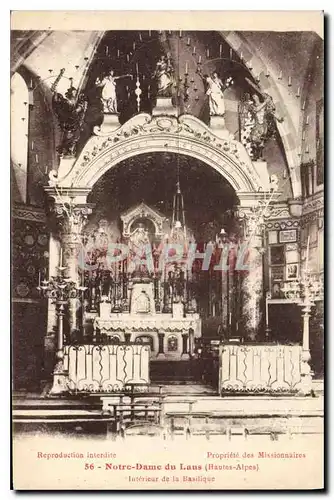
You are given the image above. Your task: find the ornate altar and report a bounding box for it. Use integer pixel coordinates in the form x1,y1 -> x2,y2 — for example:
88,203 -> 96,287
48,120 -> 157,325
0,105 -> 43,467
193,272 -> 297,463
82,202 -> 202,361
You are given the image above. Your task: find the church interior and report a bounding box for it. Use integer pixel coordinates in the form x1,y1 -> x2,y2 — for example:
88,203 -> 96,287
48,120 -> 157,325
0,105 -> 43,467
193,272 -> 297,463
11,28 -> 324,438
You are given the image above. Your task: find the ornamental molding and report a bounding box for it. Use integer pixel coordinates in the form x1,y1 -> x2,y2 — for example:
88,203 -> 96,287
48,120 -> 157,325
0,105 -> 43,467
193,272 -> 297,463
12,205 -> 46,223
55,113 -> 269,195
302,192 -> 324,216
121,202 -> 167,238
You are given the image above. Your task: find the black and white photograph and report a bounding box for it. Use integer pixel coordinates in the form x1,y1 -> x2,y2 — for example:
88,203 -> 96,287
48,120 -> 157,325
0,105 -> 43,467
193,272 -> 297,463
10,11 -> 324,490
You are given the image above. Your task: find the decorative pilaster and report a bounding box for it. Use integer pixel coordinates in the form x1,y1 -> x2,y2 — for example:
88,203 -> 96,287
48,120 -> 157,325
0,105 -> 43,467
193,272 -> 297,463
238,205 -> 267,341
54,202 -> 93,336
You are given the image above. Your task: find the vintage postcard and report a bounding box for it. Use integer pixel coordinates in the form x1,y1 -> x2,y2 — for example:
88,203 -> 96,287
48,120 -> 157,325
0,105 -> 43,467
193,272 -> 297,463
11,11 -> 324,490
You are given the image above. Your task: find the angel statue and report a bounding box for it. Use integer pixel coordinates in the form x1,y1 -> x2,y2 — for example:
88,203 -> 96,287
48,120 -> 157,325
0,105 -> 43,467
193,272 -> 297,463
51,70 -> 88,157
153,54 -> 174,97
95,69 -> 132,114
197,69 -> 234,116
239,90 -> 284,161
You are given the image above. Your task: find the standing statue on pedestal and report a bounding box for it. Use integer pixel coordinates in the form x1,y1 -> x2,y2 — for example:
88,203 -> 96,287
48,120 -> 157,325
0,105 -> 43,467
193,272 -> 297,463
128,223 -> 151,278
51,69 -> 88,157
153,54 -> 174,97
95,69 -> 132,114
197,69 -> 233,116
239,91 -> 284,160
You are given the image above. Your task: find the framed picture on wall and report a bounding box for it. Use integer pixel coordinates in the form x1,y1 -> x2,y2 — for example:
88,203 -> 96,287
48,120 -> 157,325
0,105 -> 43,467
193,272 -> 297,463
279,229 -> 297,243
286,263 -> 299,281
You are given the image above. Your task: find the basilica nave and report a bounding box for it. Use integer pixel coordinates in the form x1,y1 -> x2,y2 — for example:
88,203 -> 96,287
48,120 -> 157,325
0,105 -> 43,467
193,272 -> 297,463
11,26 -> 324,438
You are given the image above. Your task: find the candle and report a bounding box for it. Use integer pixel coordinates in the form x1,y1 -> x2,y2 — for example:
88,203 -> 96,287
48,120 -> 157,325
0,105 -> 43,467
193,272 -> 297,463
179,30 -> 182,37
302,100 -> 306,110
60,247 -> 63,267
240,52 -> 243,61
219,44 -> 222,58
187,37 -> 190,45
206,48 -> 210,58
30,78 -> 33,89
149,30 -> 151,37
31,140 -> 34,150
105,46 -> 108,55
193,46 -> 196,55
306,115 -> 309,125
230,48 -> 233,59
185,62 -> 188,74
283,169 -> 287,179
305,145 -> 310,154
288,76 -> 292,86
302,130 -> 306,141
229,312 -> 232,325
139,33 -> 142,42
296,86 -> 300,97
133,42 -> 136,50
38,271 -> 41,286
117,49 -> 120,58
278,70 -> 282,80
35,153 -> 39,163
136,63 -> 139,75
198,55 -> 202,64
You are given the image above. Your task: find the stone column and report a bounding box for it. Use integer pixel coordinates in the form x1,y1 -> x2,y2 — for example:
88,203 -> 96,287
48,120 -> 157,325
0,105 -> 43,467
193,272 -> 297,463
239,208 -> 265,341
55,203 -> 93,338
44,232 -> 60,378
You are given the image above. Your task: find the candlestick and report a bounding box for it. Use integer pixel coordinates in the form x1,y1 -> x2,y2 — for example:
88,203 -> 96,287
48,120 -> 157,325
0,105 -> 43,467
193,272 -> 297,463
288,76 -> 292,86
219,44 -> 222,58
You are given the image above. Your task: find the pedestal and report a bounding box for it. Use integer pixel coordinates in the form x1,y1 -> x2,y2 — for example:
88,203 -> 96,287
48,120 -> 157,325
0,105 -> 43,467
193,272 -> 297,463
49,360 -> 68,395
152,97 -> 177,117
210,115 -> 233,140
94,113 -> 120,135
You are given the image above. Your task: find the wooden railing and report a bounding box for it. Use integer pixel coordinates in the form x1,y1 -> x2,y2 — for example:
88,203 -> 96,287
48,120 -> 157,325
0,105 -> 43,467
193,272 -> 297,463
219,344 -> 306,395
63,343 -> 150,394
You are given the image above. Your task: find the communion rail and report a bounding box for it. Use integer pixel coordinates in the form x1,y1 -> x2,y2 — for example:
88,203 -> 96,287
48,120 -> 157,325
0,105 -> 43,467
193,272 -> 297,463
218,344 -> 308,395
62,343 -> 150,394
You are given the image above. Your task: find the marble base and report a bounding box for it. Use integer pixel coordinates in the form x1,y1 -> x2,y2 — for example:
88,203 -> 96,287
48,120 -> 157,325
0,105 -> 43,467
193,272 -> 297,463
209,115 -> 233,139
94,113 -> 120,135
152,97 -> 177,116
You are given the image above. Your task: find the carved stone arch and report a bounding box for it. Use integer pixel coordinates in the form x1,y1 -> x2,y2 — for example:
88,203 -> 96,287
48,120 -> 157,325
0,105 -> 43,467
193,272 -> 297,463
57,114 -> 270,196
219,31 -> 301,198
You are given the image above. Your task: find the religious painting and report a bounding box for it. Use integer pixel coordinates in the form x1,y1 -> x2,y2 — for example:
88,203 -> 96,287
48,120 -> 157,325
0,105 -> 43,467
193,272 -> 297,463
270,244 -> 285,265
286,263 -> 299,281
